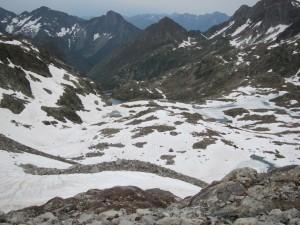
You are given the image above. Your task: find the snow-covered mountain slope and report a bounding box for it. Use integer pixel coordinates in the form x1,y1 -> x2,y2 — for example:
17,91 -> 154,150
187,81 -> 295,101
0,150 -> 200,213
0,34 -> 300,212
206,0 -> 300,48
1,89 -> 300,211
0,7 -> 141,74
0,34 -> 110,148
97,0 -> 300,105
3,6 -> 81,38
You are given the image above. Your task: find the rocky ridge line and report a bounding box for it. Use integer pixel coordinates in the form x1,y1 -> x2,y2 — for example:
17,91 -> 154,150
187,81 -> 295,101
21,159 -> 208,187
0,134 -> 78,165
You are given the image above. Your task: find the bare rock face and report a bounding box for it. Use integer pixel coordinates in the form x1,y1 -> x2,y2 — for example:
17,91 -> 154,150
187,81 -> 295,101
190,165 -> 300,218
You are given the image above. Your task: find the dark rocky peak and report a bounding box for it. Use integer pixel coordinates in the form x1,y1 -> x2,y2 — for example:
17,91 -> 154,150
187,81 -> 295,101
5,6 -> 82,39
27,6 -> 82,23
81,10 -> 141,42
141,17 -> 188,43
228,0 -> 300,25
105,10 -> 124,22
87,11 -> 127,27
247,0 -> 300,29
0,7 -> 16,33
87,10 -> 140,33
0,7 -> 16,18
31,6 -> 51,14
206,0 -> 300,42
230,5 -> 251,23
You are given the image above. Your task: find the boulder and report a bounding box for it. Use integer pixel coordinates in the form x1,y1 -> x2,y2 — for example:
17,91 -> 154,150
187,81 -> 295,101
190,166 -> 300,218
234,218 -> 261,225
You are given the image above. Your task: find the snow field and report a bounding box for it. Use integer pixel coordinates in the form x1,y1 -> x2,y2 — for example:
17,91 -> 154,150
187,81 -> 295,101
0,150 -> 200,213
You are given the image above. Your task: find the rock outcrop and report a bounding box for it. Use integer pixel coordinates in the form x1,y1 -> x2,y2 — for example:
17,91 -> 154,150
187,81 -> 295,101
190,165 -> 300,218
1,165 -> 299,224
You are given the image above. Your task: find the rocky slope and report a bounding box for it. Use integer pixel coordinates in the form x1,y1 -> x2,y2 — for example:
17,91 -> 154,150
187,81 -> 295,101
1,165 -> 299,224
0,7 -> 141,73
88,0 -> 300,104
0,34 -> 109,125
88,17 -> 205,90
126,11 -> 230,31
206,0 -> 300,45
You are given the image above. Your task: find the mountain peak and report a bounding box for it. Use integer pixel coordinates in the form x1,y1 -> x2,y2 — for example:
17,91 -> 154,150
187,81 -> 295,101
139,17 -> 187,44
106,10 -> 119,16
105,10 -> 124,20
33,6 -> 51,13
148,17 -> 186,32
158,17 -> 182,26
206,0 -> 300,44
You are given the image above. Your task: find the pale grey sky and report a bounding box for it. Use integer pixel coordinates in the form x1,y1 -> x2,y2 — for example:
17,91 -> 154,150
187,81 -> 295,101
0,0 -> 260,17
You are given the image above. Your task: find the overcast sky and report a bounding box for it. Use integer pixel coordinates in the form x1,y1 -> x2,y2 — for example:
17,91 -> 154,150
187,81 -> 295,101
0,0 -> 260,17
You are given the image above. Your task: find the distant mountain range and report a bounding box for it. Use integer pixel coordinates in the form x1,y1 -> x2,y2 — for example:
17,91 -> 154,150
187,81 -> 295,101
125,12 -> 230,31
0,7 -> 228,75
1,0 -> 300,104
0,7 -> 141,73
88,0 -> 300,103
